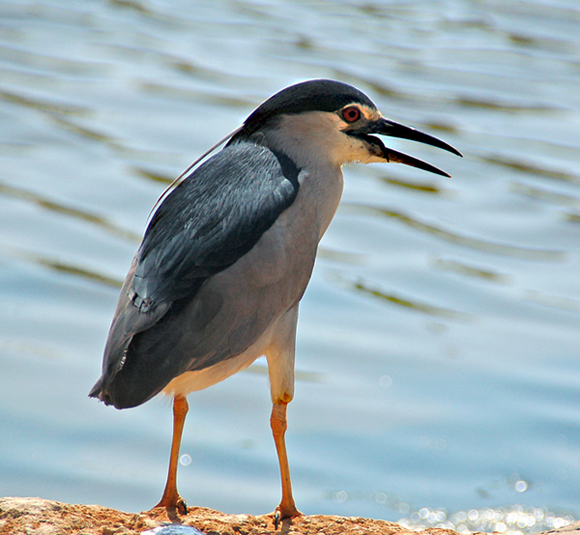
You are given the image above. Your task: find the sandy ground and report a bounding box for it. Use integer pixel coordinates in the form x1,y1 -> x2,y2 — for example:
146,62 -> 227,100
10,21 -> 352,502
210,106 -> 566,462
1,497 -> 579,535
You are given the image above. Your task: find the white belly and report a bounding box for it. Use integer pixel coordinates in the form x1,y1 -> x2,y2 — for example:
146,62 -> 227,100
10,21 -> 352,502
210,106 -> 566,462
162,327 -> 271,397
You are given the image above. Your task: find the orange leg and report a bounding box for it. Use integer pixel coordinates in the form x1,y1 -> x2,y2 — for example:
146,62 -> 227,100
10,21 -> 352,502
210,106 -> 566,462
270,402 -> 301,519
155,395 -> 189,515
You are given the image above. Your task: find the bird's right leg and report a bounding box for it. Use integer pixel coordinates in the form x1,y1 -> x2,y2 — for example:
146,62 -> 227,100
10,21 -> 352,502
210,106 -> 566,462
155,394 -> 189,515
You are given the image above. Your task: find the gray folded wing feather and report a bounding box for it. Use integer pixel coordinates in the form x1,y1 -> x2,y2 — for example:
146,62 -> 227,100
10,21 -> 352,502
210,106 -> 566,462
89,141 -> 300,408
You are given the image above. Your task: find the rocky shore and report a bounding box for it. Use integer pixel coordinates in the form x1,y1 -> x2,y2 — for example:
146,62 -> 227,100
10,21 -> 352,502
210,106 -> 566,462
1,497 -> 579,535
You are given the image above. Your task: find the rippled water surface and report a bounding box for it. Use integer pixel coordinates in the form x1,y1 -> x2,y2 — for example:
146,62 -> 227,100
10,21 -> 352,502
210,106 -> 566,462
1,0 -> 579,526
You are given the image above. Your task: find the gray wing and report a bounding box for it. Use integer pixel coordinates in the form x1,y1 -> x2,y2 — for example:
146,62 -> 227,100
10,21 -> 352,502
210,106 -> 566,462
90,142 -> 300,408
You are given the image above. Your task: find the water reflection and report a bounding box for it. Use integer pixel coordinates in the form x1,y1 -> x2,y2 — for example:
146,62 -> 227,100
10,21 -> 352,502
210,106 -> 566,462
380,176 -> 443,194
131,166 -> 174,185
0,180 -> 141,242
0,45 -> 108,77
336,275 -> 473,322
138,81 -> 251,107
511,181 -> 580,208
0,88 -> 89,116
344,203 -> 566,260
51,115 -> 116,144
455,96 -> 557,113
399,505 -> 575,535
481,155 -> 579,184
524,289 -> 580,313
432,257 -> 510,284
24,252 -> 122,289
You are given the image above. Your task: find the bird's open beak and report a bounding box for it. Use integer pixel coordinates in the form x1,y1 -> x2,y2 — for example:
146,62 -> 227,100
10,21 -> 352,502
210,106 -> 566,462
358,118 -> 462,177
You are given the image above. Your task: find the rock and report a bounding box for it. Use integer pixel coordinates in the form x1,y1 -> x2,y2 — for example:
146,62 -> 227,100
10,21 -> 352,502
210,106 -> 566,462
1,497 -> 579,535
543,522 -> 580,535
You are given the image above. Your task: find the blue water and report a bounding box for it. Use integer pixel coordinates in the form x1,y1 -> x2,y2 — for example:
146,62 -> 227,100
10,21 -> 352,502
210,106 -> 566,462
1,0 -> 579,528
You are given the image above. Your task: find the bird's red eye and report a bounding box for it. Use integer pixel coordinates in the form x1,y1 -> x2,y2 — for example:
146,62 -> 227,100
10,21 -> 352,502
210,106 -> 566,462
342,106 -> 361,123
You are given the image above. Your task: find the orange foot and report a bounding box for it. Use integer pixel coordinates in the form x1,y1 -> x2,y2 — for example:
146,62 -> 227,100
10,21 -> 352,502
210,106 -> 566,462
273,504 -> 302,529
155,494 -> 188,516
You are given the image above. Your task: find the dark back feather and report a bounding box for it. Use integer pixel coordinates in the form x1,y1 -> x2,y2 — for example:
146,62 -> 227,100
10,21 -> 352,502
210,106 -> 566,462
90,141 -> 300,408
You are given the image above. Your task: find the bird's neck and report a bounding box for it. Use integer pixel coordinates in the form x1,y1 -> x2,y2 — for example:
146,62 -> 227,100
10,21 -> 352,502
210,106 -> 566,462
250,116 -> 347,242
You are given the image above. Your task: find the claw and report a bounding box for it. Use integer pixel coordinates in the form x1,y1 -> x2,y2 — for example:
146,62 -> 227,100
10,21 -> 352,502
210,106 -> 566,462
177,497 -> 188,516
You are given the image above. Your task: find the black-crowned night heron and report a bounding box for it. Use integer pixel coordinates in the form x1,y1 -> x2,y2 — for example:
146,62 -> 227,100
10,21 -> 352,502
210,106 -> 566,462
90,79 -> 461,519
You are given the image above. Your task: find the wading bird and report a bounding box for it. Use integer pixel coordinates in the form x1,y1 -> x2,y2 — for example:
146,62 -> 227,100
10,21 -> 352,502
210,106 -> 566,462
90,79 -> 461,520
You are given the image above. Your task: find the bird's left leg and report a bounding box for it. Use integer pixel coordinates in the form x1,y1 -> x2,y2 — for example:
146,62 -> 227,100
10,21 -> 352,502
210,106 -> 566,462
266,306 -> 302,520
155,394 -> 189,515
271,400 -> 301,519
